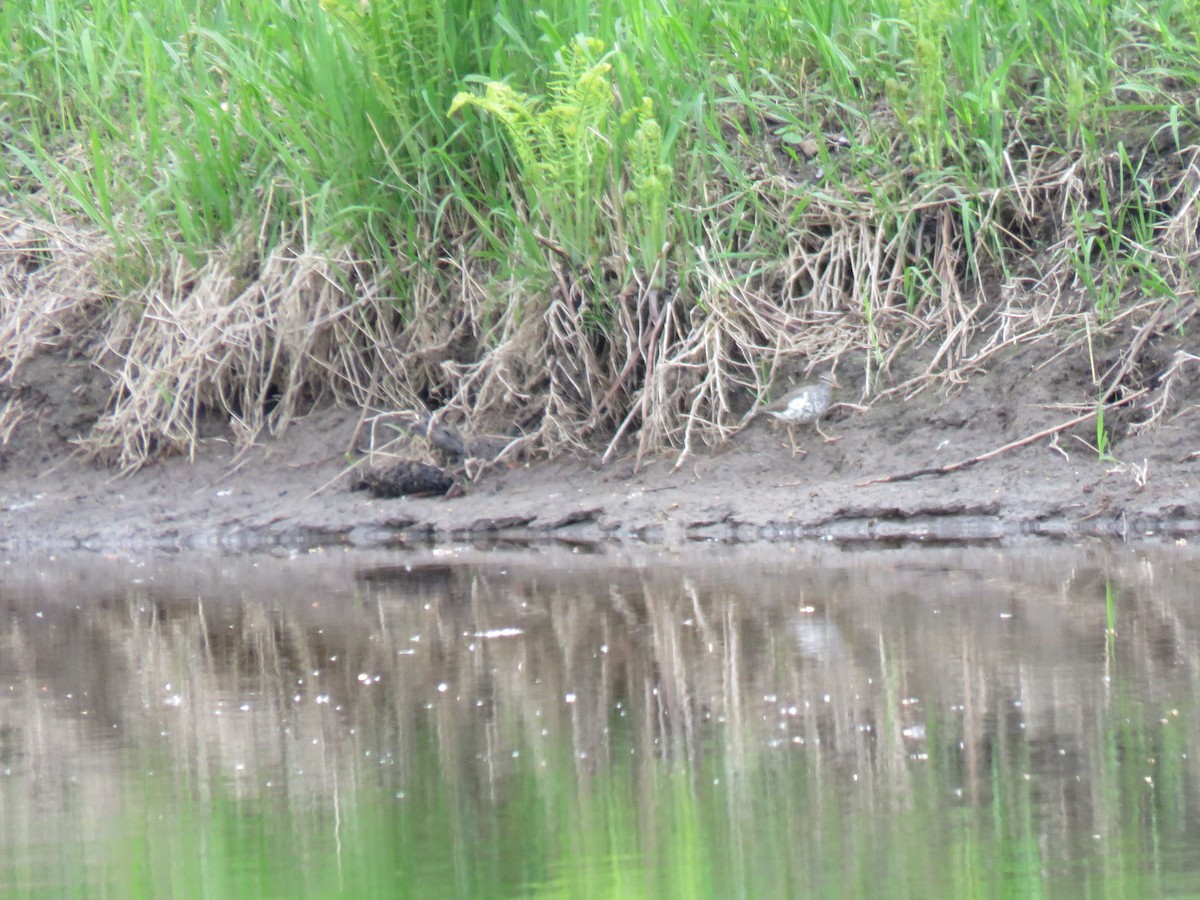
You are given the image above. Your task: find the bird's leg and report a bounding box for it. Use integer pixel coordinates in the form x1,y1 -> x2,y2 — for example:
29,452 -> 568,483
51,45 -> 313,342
788,426 -> 808,457
816,422 -> 840,443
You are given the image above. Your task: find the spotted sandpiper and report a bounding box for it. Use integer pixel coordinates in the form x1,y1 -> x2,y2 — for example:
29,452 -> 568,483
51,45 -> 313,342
761,372 -> 839,453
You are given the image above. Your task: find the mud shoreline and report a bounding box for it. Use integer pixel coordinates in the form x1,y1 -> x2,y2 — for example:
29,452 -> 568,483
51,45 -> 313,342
3,341 -> 1198,555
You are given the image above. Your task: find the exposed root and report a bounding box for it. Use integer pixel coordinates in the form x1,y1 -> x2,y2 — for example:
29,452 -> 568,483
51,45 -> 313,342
1134,349 -> 1200,433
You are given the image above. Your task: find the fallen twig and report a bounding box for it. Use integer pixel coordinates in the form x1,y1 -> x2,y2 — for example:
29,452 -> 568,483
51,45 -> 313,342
855,388 -> 1148,486
1100,303 -> 1168,402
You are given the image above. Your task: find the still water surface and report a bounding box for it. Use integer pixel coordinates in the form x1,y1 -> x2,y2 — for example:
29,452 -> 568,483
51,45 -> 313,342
1,543 -> 1199,897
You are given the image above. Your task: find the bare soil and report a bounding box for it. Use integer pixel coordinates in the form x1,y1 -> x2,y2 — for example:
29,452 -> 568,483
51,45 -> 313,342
3,327 -> 1200,554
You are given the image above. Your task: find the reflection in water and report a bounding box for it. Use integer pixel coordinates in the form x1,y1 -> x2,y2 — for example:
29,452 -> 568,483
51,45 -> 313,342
1,543 -> 1199,896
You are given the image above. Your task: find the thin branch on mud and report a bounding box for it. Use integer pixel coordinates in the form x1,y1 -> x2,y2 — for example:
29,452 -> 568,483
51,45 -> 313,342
1100,303 -> 1170,402
855,388 -> 1148,486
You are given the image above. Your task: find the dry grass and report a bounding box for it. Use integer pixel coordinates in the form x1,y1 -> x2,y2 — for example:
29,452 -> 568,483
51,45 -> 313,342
0,211 -> 108,376
3,141 -> 1200,471
87,237 -> 380,464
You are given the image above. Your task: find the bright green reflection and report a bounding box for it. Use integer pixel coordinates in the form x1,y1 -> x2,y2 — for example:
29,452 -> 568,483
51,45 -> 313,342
1,545 -> 1199,898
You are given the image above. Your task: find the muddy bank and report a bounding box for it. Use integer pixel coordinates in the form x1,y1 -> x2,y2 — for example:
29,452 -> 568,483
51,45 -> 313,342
3,339 -> 1199,554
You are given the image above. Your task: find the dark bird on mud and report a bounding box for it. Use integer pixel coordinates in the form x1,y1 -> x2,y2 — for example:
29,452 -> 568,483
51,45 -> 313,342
350,461 -> 454,498
404,413 -> 509,463
761,371 -> 839,453
406,414 -> 467,461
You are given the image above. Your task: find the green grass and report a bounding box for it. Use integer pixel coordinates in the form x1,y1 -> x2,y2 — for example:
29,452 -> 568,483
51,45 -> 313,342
2,0 -> 1198,464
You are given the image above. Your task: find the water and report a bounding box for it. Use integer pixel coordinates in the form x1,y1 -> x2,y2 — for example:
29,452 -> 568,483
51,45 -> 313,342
1,542 -> 1199,897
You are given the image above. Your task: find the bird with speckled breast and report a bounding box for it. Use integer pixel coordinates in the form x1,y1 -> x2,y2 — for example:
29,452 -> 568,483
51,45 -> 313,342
760,371 -> 839,452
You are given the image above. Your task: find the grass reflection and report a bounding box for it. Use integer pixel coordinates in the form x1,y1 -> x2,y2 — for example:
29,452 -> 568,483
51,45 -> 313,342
0,545 -> 1198,896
